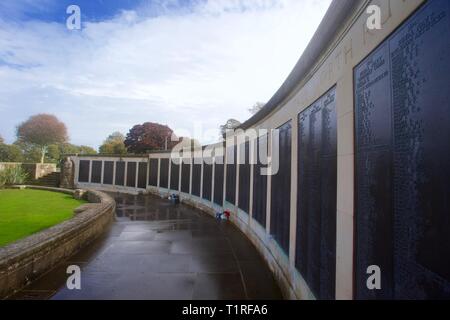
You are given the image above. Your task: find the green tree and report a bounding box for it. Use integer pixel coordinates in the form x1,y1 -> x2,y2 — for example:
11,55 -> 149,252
46,144 -> 61,163
44,143 -> 92,162
12,141 -> 96,164
0,144 -> 24,162
13,141 -> 41,163
77,145 -> 97,154
99,132 -> 127,154
16,114 -> 68,163
59,143 -> 82,155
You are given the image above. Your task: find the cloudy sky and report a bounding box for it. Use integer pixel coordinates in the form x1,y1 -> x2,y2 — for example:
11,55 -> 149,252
0,0 -> 331,149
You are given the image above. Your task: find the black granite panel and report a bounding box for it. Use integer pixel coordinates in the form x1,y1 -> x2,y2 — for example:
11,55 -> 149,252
181,161 -> 191,193
270,121 -> 292,255
138,162 -> 147,189
252,134 -> 268,227
170,160 -> 180,191
225,143 -> 237,204
192,160 -> 202,197
115,161 -> 125,186
159,159 -> 169,189
202,161 -> 212,201
126,162 -> 137,188
103,161 -> 114,185
296,86 -> 337,300
238,141 -> 250,213
149,159 -> 158,187
78,160 -> 90,183
355,0 -> 450,299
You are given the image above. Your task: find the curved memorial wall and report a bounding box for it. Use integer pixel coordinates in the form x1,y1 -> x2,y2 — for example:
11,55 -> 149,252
70,0 -> 449,299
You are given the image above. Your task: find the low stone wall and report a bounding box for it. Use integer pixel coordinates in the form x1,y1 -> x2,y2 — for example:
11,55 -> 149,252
0,162 -> 57,180
0,186 -> 115,299
0,162 -> 19,170
24,163 -> 57,180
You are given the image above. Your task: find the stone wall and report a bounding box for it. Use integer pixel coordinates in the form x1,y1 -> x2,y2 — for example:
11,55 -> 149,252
0,162 -> 57,180
0,162 -> 19,171
0,186 -> 115,299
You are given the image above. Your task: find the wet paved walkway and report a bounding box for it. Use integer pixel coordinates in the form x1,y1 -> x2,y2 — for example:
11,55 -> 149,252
12,193 -> 282,300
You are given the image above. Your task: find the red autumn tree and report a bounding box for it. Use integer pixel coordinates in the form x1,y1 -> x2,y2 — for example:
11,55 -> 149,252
124,122 -> 179,154
16,114 -> 68,163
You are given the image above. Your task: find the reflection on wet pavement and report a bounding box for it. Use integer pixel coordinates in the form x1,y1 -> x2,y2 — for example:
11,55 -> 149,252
11,193 -> 282,300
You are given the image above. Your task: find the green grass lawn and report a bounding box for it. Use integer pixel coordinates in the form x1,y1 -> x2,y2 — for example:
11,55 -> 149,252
0,189 -> 86,247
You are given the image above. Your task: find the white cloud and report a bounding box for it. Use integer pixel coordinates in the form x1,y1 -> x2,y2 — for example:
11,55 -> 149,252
0,0 -> 331,148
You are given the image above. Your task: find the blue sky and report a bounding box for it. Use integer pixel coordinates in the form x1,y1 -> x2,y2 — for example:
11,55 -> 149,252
0,0 -> 331,148
0,0 -> 199,22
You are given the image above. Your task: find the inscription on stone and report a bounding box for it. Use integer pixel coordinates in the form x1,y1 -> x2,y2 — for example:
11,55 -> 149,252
181,161 -> 191,193
238,141 -> 250,213
91,161 -> 102,184
202,161 -> 212,201
252,134 -> 268,227
355,0 -> 450,299
78,160 -> 90,183
225,144 -> 237,204
214,159 -> 224,206
137,162 -> 147,189
159,159 -> 169,189
115,161 -> 125,186
103,161 -> 114,185
191,161 -> 201,197
297,86 -> 337,300
170,161 -> 180,191
126,162 -> 137,188
270,121 -> 291,255
148,159 -> 158,187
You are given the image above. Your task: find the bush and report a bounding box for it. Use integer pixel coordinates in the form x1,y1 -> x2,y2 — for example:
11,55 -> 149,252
0,166 -> 29,187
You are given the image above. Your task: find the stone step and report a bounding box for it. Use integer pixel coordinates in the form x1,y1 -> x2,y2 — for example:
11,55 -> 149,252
28,171 -> 61,187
